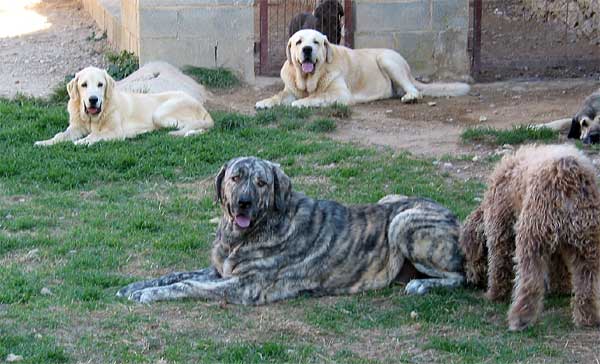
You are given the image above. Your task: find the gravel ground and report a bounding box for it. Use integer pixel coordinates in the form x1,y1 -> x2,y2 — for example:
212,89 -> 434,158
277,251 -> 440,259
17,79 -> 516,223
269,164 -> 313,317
0,0 -> 109,98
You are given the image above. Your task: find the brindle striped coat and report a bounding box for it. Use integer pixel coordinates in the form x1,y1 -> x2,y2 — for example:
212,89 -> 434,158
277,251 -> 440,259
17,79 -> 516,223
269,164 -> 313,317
117,157 -> 465,304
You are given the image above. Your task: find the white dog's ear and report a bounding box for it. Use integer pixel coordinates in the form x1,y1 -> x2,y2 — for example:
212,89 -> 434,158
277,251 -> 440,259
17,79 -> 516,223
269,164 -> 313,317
103,70 -> 115,99
286,38 -> 293,64
325,38 -> 333,64
66,75 -> 79,100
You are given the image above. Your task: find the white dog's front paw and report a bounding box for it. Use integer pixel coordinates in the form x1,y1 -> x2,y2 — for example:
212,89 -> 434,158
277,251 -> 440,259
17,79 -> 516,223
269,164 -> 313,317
74,136 -> 98,146
255,98 -> 276,109
405,279 -> 430,295
401,92 -> 422,103
291,99 -> 319,108
34,139 -> 54,147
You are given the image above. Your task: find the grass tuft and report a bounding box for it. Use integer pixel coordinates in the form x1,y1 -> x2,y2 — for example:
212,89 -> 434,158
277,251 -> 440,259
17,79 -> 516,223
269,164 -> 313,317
461,125 -> 558,146
306,118 -> 336,133
317,103 -> 352,118
182,66 -> 240,89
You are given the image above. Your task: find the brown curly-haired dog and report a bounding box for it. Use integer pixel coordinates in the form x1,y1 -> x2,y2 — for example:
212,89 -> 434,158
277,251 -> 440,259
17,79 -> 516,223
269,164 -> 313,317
460,144 -> 600,331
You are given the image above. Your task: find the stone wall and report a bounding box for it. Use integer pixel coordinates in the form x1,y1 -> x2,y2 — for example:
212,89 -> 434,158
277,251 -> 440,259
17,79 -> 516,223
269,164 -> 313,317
524,0 -> 600,44
353,0 -> 470,79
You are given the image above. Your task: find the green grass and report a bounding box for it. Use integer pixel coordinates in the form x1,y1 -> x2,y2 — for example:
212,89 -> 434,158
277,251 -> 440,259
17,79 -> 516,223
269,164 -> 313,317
182,66 -> 240,89
461,125 -> 558,146
0,97 -> 585,363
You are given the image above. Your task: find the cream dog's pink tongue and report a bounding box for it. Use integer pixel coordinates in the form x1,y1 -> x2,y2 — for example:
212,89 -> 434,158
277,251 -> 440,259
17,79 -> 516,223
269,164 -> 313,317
235,215 -> 251,228
302,62 -> 314,73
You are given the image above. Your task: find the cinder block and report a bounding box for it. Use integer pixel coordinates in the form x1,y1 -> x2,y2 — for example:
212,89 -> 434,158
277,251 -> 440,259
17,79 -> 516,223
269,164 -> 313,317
139,36 -> 255,82
355,0 -> 431,32
139,8 -> 178,38
178,7 -> 253,38
432,0 -> 468,31
433,29 -> 469,77
140,0 -> 253,7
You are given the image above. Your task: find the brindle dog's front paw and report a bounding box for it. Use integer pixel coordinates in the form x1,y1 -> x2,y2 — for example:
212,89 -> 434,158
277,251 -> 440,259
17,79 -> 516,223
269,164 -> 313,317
116,281 -> 150,298
405,279 -> 430,295
128,290 -> 145,303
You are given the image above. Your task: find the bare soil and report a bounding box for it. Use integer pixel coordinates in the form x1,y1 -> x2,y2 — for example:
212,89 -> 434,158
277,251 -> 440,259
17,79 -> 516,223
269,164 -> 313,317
0,0 -> 108,98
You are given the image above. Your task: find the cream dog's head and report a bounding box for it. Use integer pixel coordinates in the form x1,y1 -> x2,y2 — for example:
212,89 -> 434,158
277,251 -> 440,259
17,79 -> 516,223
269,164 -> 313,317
67,66 -> 115,120
287,29 -> 333,77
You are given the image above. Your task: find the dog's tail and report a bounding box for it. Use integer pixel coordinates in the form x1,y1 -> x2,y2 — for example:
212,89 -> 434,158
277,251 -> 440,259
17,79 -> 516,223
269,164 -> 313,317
459,205 -> 488,287
413,79 -> 471,97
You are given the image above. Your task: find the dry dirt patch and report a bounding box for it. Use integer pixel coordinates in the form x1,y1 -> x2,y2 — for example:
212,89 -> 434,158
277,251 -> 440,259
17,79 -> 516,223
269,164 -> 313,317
216,77 -> 599,159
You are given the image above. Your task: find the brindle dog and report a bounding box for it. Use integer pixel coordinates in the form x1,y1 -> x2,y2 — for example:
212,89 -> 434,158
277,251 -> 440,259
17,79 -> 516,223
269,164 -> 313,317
117,157 -> 465,304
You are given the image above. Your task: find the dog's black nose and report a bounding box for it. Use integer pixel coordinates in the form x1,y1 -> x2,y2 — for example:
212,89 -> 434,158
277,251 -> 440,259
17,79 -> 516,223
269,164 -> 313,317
238,196 -> 252,209
302,46 -> 312,55
89,96 -> 98,105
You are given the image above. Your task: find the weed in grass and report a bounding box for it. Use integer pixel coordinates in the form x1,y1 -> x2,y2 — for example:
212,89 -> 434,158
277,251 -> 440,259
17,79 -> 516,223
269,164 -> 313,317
182,66 -> 239,89
317,103 -> 352,118
307,118 -> 336,133
279,117 -> 304,131
461,125 -> 558,146
106,51 -> 139,80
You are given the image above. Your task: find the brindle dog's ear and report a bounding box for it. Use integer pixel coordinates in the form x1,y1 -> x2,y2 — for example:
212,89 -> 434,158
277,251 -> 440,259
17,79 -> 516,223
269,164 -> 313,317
337,2 -> 344,17
271,164 -> 292,211
567,117 -> 581,139
215,163 -> 228,204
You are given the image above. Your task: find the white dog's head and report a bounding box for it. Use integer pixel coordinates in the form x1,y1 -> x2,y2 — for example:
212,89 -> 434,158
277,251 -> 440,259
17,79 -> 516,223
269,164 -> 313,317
67,66 -> 115,120
287,29 -> 333,77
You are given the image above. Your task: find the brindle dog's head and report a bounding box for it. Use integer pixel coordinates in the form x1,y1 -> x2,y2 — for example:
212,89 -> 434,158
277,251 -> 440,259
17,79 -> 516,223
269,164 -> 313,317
215,157 -> 292,235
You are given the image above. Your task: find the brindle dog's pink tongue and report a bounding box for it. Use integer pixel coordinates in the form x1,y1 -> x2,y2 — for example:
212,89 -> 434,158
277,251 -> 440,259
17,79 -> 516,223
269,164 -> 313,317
302,62 -> 314,73
235,215 -> 251,228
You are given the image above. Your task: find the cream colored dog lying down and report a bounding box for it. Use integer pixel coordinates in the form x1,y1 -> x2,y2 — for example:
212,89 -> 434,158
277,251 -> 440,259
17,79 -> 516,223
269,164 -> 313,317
256,29 -> 470,109
35,66 -> 213,146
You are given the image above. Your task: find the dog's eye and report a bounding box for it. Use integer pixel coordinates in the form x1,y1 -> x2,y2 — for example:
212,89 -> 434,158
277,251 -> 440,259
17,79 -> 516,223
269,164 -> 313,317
257,180 -> 267,188
295,40 -> 302,46
314,40 -> 319,45
98,82 -> 104,87
232,176 -> 241,183
81,82 -> 87,88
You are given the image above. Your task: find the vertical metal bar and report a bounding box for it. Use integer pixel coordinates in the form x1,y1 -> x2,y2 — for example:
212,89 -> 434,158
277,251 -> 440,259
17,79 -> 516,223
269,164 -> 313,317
259,0 -> 269,75
471,0 -> 482,77
344,0 -> 353,48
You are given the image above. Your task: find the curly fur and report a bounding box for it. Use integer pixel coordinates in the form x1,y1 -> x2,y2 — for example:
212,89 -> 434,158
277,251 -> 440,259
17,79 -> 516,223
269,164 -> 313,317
460,144 -> 600,331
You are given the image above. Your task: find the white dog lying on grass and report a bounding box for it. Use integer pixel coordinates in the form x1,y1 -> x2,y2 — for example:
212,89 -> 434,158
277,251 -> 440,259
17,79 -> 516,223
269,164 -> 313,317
35,63 -> 213,146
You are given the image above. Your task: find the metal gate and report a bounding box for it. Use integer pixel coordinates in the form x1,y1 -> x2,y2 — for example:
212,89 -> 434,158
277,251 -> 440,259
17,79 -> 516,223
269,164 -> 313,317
470,0 -> 600,81
257,0 -> 353,76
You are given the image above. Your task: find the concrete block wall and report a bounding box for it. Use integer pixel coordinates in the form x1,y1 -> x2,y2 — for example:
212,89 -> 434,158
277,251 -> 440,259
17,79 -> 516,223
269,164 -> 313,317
80,0 -> 255,83
135,0 -> 255,83
353,0 -> 470,79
